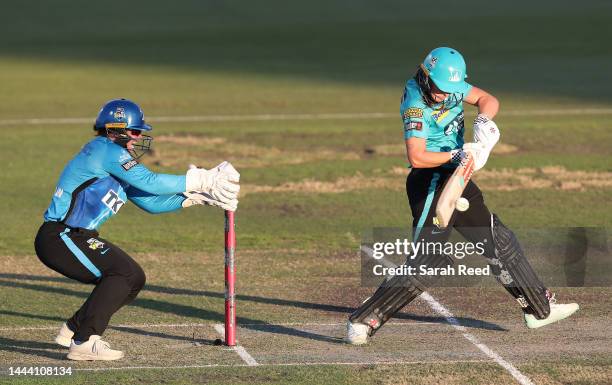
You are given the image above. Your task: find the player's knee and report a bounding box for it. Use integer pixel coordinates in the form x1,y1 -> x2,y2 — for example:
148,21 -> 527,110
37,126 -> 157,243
122,264 -> 147,293
128,265 -> 146,292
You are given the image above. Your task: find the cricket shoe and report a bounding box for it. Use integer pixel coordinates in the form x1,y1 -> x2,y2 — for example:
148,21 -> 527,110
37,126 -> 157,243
67,335 -> 124,361
524,294 -> 579,329
345,321 -> 370,345
55,323 -> 74,348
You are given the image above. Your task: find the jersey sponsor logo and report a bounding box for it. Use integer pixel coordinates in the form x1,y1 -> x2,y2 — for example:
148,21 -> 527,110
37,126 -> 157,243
444,111 -> 464,135
432,107 -> 449,122
101,189 -> 125,214
87,238 -> 105,250
54,187 -> 64,198
121,159 -> 138,171
404,121 -> 423,131
403,107 -> 423,119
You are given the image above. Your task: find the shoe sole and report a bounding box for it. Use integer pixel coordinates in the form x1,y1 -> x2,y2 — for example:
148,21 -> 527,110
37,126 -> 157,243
345,337 -> 369,345
67,352 -> 124,361
526,305 -> 579,329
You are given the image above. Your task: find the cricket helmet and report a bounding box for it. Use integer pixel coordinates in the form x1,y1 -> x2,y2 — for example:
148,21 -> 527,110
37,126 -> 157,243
420,47 -> 470,94
94,98 -> 152,132
94,98 -> 153,158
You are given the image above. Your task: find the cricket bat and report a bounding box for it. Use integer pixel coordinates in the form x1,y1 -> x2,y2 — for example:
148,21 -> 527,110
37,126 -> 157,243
433,151 -> 475,228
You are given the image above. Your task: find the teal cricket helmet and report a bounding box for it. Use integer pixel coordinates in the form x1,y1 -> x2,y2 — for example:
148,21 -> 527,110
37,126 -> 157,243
420,47 -> 470,94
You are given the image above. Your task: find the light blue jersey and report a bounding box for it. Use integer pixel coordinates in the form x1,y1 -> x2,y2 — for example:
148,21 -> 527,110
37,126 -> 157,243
44,137 -> 186,230
400,78 -> 472,154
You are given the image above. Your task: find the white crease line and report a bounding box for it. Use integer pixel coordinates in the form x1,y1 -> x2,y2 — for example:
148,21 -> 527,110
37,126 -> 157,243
360,245 -> 533,385
70,359 -> 490,372
421,292 -> 534,385
1,108 -> 611,126
0,321 -> 438,332
213,324 -> 259,366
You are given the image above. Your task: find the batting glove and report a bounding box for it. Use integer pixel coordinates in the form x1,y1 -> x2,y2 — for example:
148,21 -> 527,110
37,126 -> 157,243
473,114 -> 500,152
185,162 -> 240,203
463,142 -> 489,171
182,191 -> 238,211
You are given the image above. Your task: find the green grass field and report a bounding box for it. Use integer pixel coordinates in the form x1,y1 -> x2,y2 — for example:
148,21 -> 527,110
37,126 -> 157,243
0,1 -> 611,384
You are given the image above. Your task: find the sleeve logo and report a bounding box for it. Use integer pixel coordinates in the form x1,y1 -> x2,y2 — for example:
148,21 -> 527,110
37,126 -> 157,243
121,159 -> 138,171
404,121 -> 423,131
403,108 -> 423,119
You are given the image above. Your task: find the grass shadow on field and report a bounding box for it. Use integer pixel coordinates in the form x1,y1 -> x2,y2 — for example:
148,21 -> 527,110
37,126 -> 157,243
110,326 -> 215,345
0,311 -> 215,345
0,273 -> 507,332
0,336 -> 65,360
0,310 -> 65,322
0,276 -> 341,344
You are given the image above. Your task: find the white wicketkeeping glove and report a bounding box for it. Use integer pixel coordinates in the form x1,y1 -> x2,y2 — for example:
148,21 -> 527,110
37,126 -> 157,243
462,142 -> 489,171
185,161 -> 240,203
473,114 -> 500,152
182,191 -> 238,211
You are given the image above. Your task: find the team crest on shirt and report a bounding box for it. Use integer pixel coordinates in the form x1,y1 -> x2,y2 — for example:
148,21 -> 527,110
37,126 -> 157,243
87,238 -> 105,250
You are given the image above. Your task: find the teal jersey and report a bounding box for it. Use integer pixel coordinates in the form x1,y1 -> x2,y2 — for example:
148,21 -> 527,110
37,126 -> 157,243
400,78 -> 472,153
44,137 -> 187,230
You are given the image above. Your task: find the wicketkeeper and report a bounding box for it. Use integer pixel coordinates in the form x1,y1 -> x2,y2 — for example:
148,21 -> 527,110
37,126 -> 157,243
35,98 -> 239,360
346,47 -> 579,344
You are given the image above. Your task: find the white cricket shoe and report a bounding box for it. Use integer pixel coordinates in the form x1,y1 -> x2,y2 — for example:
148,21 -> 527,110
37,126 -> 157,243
524,295 -> 579,329
55,323 -> 74,348
67,335 -> 124,361
346,321 -> 370,345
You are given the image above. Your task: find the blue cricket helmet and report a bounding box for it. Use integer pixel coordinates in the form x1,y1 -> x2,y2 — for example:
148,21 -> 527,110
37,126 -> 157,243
420,47 -> 470,94
94,98 -> 153,158
94,98 -> 152,131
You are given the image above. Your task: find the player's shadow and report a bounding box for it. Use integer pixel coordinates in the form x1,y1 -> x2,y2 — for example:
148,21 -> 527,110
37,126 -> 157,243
0,336 -> 65,360
0,273 -> 506,339
0,310 -> 215,346
0,275 -> 342,344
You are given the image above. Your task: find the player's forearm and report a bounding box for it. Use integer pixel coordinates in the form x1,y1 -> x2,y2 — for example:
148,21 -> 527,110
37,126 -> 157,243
127,187 -> 186,214
408,150 -> 453,168
110,163 -> 187,195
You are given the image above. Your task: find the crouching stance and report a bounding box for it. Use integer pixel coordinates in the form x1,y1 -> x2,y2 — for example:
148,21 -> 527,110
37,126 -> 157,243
347,48 -> 578,345
35,99 -> 240,360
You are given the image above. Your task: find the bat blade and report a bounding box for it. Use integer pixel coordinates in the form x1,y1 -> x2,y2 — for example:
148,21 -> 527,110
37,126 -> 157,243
434,153 -> 475,229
